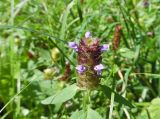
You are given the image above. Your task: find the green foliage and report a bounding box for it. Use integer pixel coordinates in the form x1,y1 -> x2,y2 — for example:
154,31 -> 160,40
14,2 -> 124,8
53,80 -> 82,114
137,98 -> 160,119
101,85 -> 134,108
70,110 -> 87,119
86,108 -> 103,119
41,84 -> 78,104
0,0 -> 160,118
70,108 -> 103,119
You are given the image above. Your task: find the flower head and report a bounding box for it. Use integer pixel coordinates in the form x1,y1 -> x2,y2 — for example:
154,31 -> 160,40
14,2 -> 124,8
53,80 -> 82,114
94,64 -> 104,75
113,25 -> 122,50
76,65 -> 86,74
68,31 -> 109,89
100,44 -> 109,52
68,42 -> 78,51
85,31 -> 92,38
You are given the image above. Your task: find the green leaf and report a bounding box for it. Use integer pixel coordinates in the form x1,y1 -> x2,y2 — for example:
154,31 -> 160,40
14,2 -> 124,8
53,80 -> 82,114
60,0 -> 75,40
41,84 -> 78,104
101,85 -> 134,108
86,108 -> 103,119
137,98 -> 160,119
70,110 -> 87,119
39,80 -> 61,95
119,48 -> 135,59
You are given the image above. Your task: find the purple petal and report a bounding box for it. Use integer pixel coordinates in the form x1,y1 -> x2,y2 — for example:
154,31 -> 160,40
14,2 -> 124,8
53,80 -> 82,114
85,31 -> 92,38
100,44 -> 109,52
68,42 -> 78,51
76,65 -> 86,74
94,64 -> 104,71
94,64 -> 104,75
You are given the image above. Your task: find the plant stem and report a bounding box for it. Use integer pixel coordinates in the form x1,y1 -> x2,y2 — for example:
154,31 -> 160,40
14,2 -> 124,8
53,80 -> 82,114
109,92 -> 115,119
15,64 -> 21,118
10,0 -> 15,116
159,79 -> 160,97
82,90 -> 91,111
108,53 -> 117,119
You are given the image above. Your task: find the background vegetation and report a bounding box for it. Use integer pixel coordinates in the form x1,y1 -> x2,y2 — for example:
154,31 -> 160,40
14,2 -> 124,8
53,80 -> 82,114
0,0 -> 160,119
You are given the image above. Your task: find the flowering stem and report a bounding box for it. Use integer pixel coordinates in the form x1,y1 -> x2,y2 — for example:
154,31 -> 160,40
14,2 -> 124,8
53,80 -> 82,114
82,90 -> 91,111
108,65 -> 116,119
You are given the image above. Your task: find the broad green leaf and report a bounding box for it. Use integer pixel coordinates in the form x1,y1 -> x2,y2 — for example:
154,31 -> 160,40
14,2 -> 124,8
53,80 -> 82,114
41,84 -> 78,104
101,85 -> 134,108
86,108 -> 103,119
39,80 -> 60,95
41,94 -> 56,105
137,98 -> 160,119
70,110 -> 87,119
119,48 -> 135,59
37,48 -> 52,65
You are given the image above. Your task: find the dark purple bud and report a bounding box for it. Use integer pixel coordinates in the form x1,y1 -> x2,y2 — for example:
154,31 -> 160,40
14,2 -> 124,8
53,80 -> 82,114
76,65 -> 86,74
147,32 -> 154,37
100,44 -> 109,52
94,64 -> 104,75
143,0 -> 149,7
68,42 -> 78,51
85,31 -> 92,38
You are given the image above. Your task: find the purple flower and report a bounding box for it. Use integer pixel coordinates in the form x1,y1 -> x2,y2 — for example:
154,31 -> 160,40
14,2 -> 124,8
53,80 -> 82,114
76,65 -> 86,74
85,31 -> 92,38
94,64 -> 104,75
68,42 -> 78,51
100,44 -> 109,52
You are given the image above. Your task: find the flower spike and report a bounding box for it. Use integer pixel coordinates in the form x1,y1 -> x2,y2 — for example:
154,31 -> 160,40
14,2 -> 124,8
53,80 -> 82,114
68,31 -> 109,89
